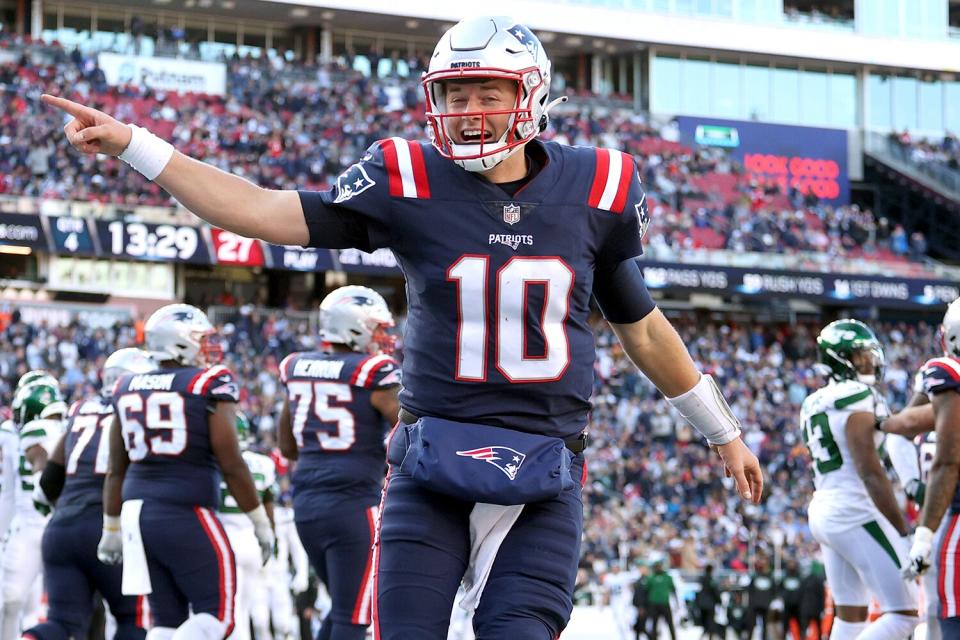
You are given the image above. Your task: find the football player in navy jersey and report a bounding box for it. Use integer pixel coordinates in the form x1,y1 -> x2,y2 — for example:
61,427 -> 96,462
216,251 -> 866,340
899,299 -> 960,638
44,16 -> 762,639
278,286 -> 401,640
20,348 -> 157,640
99,304 -> 275,640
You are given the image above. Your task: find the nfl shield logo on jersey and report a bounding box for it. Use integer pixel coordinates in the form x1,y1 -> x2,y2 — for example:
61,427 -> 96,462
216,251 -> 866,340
502,203 -> 521,225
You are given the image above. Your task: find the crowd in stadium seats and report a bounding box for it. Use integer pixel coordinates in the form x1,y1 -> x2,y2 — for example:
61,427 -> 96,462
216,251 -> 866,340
0,35 -> 929,265
889,129 -> 960,174
0,306 -> 936,588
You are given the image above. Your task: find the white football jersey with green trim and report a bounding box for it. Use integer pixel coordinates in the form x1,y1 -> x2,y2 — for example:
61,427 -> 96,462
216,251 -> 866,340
218,450 -> 277,530
800,379 -> 888,527
15,418 -> 64,516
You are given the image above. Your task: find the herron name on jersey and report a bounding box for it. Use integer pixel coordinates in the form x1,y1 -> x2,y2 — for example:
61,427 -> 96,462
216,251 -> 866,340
280,350 -> 400,511
800,379 -> 889,526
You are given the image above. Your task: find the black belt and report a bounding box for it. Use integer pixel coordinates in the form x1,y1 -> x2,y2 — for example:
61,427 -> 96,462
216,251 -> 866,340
398,408 -> 587,455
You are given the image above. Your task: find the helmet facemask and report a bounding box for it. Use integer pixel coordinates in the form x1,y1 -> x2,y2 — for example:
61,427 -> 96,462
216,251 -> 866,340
849,344 -> 885,386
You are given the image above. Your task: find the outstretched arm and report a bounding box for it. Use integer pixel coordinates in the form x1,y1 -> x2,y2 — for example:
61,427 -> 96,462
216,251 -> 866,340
41,94 -> 308,246
611,309 -> 763,503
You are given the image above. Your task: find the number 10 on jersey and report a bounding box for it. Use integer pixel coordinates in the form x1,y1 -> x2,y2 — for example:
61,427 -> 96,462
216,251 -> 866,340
447,255 -> 574,383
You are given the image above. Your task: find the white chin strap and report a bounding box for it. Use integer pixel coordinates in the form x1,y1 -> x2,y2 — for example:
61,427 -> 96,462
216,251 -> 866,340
857,374 -> 877,385
454,142 -> 521,173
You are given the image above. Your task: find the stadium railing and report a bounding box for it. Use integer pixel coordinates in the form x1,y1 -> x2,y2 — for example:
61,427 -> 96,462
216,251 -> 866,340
864,130 -> 960,198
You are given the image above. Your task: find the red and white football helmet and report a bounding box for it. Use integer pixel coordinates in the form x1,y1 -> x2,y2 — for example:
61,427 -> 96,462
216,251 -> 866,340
145,303 -> 222,366
422,16 -> 561,172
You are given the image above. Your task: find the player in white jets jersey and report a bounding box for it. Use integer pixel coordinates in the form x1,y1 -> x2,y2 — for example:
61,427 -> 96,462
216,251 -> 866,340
0,419 -> 16,541
0,373 -> 67,639
219,411 -> 277,640
800,320 -> 918,640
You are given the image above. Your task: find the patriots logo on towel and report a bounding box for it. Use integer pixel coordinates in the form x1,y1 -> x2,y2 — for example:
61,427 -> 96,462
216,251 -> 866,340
456,446 -> 526,481
334,163 -> 376,204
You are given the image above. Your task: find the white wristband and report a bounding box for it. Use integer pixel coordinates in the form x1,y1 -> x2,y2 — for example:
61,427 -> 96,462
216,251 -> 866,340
118,124 -> 175,181
103,514 -> 121,532
245,504 -> 269,528
914,526 -> 934,545
667,374 -> 742,446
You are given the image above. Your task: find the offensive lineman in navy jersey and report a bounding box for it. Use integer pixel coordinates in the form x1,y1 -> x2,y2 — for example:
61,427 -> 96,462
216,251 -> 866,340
44,15 -> 762,639
278,286 -> 401,640
21,349 -> 156,640
900,298 -> 960,638
99,304 -> 275,640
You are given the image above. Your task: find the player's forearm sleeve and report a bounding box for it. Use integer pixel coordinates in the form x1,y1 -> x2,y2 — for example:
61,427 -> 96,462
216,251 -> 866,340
39,459 -> 66,503
885,434 -> 921,485
593,258 -> 656,324
298,191 -> 372,250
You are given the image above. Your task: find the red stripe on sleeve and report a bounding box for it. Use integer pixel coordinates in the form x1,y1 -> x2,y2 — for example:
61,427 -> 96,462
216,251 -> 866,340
279,353 -> 296,384
931,360 -> 960,382
407,141 -> 431,199
380,139 -> 403,197
350,356 -> 374,386
610,152 -> 634,214
363,359 -> 393,389
200,365 -> 230,395
587,149 -> 610,208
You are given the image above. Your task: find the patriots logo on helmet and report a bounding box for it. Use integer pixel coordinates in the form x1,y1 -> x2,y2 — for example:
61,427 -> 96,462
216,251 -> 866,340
507,24 -> 539,58
456,446 -> 526,480
334,163 -> 376,204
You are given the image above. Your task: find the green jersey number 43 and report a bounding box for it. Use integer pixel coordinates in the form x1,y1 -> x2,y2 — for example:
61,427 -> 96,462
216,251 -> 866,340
802,412 -> 843,474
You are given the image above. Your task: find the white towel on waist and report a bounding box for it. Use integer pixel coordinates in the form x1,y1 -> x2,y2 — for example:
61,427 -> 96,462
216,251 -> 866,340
120,499 -> 152,595
458,503 -> 524,612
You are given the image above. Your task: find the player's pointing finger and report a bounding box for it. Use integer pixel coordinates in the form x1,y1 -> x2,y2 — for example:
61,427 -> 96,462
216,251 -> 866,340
41,93 -> 89,118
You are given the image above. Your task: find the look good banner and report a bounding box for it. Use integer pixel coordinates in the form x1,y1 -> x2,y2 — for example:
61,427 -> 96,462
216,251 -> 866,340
676,116 -> 849,205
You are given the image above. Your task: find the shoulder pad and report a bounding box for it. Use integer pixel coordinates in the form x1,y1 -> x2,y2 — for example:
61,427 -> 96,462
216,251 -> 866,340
187,365 -> 240,402
920,357 -> 960,396
279,352 -> 299,385
349,354 -> 401,389
830,381 -> 875,411
587,148 -> 637,214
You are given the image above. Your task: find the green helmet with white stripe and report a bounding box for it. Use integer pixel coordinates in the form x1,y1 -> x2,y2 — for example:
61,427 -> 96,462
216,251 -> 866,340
14,381 -> 65,428
817,319 -> 885,385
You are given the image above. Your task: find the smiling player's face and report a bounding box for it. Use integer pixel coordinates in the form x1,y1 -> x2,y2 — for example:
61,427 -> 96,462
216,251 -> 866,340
443,78 -> 518,145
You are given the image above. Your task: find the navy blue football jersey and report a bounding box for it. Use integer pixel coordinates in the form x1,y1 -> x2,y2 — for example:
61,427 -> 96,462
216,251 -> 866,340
54,395 -> 114,520
920,356 -> 960,513
299,138 -> 646,439
112,365 -> 239,509
280,350 -> 399,510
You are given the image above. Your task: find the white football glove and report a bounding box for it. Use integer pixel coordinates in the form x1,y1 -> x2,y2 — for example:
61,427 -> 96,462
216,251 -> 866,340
903,526 -> 934,579
292,572 -> 309,595
97,515 -> 123,565
246,504 -> 275,565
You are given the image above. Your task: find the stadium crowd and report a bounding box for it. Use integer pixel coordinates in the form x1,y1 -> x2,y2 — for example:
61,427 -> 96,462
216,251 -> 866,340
889,129 -> 960,174
0,305 -> 936,593
0,35 -> 926,264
